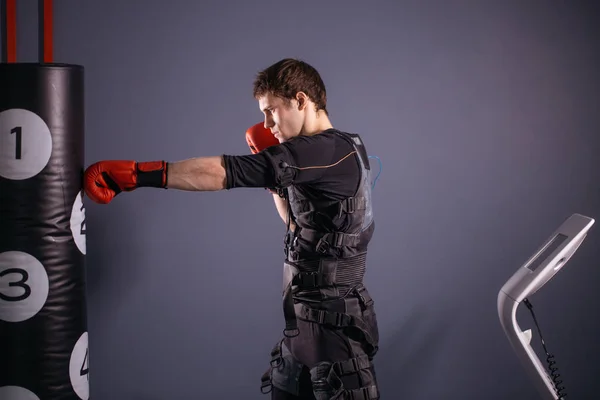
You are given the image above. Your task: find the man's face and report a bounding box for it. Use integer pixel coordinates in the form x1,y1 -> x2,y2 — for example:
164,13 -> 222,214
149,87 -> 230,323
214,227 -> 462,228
258,92 -> 304,143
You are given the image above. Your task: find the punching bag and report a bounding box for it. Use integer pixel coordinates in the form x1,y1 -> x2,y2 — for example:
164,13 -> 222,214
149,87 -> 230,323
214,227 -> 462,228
0,2 -> 90,399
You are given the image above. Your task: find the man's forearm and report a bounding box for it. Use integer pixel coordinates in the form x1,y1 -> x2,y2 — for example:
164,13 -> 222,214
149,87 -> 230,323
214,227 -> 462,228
166,156 -> 227,191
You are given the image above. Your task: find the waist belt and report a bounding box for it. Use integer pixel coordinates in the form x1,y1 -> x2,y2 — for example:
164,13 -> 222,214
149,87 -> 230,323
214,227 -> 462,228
260,342 -> 378,398
295,292 -> 378,356
281,279 -> 377,358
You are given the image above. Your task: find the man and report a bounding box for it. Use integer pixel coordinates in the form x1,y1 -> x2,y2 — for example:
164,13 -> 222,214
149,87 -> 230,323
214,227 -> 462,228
84,58 -> 380,399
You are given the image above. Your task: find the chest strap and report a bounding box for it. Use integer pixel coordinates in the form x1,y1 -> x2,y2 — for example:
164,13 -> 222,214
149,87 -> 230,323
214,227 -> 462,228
294,196 -> 367,214
294,227 -> 361,254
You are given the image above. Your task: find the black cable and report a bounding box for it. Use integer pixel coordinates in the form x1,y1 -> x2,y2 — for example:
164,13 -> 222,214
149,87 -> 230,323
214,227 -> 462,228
523,298 -> 568,399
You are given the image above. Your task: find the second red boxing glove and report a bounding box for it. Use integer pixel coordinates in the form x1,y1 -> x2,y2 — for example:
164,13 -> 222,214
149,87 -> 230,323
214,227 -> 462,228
246,122 -> 279,154
245,122 -> 282,196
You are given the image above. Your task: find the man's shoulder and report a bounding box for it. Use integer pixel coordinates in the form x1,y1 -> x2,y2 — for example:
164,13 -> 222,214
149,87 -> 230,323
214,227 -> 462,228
285,129 -> 360,147
318,128 -> 361,139
319,129 -> 368,145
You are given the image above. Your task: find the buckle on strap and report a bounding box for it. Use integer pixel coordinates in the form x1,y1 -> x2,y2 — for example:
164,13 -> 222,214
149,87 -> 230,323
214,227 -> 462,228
299,304 -> 379,356
334,354 -> 372,376
282,276 -> 300,338
316,232 -> 360,253
332,232 -> 345,247
260,369 -> 273,394
269,339 -> 284,368
296,228 -> 360,254
340,196 -> 366,215
284,230 -> 298,248
316,237 -> 330,254
354,285 -> 374,309
344,197 -> 357,214
347,385 -> 380,400
300,305 -> 353,327
260,339 -> 285,394
293,271 -> 323,288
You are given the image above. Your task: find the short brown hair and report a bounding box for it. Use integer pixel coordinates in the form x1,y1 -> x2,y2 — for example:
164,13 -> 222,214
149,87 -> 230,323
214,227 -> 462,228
253,58 -> 328,115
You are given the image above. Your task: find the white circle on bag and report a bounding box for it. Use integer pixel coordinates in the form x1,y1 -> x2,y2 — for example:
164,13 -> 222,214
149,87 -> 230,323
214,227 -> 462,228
0,251 -> 50,323
0,386 -> 41,400
0,108 -> 53,180
69,331 -> 90,399
70,190 -> 87,254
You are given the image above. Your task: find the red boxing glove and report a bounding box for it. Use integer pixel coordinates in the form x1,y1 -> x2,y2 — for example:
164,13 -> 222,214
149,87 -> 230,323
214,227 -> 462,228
83,160 -> 167,204
245,122 -> 281,195
246,122 -> 279,154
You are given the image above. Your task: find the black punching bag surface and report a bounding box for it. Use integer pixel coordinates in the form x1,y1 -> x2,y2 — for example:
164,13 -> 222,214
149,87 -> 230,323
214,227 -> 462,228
0,63 -> 89,400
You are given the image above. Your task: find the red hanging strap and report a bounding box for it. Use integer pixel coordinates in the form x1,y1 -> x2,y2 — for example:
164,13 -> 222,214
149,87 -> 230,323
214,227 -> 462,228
40,0 -> 53,63
3,0 -> 17,63
2,0 -> 53,64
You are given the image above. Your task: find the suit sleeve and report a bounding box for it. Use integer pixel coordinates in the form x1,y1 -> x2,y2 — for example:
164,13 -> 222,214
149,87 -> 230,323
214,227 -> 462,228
222,152 -> 277,189
264,134 -> 337,187
223,133 -> 338,190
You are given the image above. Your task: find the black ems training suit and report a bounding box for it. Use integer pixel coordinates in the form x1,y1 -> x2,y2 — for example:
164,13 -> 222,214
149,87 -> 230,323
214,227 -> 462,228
223,129 -> 380,399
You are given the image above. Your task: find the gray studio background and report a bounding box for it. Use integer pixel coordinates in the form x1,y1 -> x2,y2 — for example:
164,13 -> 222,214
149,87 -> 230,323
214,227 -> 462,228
7,1 -> 600,399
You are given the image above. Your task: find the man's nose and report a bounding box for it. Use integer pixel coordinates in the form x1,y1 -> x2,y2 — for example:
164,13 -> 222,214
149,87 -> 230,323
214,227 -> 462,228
264,118 -> 274,129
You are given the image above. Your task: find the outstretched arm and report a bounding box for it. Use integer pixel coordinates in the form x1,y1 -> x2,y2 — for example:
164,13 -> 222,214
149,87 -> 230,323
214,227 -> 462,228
167,156 -> 227,191
83,152 -> 278,205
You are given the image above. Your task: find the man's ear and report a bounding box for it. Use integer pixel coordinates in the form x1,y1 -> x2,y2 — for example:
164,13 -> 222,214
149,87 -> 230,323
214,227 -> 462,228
295,92 -> 309,111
